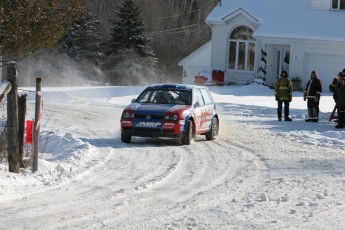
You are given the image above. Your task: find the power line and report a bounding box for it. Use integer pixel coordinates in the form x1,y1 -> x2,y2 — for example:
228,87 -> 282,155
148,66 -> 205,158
146,8 -> 201,37
147,24 -> 198,36
149,9 -> 200,21
148,29 -> 199,37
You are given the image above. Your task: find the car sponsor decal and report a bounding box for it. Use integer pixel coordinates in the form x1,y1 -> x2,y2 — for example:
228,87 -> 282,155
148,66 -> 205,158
136,121 -> 162,128
121,120 -> 133,127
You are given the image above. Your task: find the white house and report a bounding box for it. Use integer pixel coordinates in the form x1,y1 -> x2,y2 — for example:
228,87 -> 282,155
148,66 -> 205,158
179,0 -> 345,92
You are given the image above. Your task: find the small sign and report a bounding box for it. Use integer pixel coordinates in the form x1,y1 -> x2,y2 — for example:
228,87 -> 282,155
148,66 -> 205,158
26,120 -> 33,144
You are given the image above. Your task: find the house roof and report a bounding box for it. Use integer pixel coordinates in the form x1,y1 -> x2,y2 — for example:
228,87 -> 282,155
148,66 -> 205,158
178,41 -> 211,67
206,0 -> 345,42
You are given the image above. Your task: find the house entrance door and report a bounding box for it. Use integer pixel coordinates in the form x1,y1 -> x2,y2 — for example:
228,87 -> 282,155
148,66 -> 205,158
274,46 -> 290,79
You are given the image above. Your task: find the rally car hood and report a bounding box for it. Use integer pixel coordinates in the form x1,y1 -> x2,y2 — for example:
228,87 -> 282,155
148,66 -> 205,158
126,102 -> 191,115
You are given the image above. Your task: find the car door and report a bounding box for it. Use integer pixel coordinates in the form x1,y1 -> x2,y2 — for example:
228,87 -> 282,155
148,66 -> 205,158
199,88 -> 215,130
192,88 -> 206,132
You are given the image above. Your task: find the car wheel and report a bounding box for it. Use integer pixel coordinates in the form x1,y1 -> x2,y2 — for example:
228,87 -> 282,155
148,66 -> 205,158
206,117 -> 218,140
121,133 -> 131,143
182,120 -> 193,145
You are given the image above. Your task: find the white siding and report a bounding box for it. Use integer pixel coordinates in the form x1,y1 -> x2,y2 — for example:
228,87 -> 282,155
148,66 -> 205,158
304,54 -> 345,92
210,24 -> 229,71
311,0 -> 330,9
291,41 -> 345,92
179,42 -> 211,84
182,65 -> 210,84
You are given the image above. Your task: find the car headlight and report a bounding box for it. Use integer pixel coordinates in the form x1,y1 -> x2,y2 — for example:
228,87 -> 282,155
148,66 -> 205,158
123,111 -> 135,118
165,114 -> 179,121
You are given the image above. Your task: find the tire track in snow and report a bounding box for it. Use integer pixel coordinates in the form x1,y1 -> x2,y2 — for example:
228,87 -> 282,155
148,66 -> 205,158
135,135 -> 270,228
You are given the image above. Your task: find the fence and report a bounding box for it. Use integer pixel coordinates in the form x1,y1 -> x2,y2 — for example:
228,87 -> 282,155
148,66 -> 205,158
0,62 -> 41,173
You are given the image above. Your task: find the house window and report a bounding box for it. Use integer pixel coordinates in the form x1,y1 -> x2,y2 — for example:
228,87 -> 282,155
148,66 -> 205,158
229,26 -> 256,71
332,0 -> 345,9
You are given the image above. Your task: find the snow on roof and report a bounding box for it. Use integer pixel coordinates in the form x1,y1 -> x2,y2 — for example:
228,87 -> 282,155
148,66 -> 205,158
206,0 -> 345,42
178,41 -> 211,67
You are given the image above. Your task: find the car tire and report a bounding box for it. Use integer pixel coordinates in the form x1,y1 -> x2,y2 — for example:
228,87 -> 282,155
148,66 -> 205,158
206,117 -> 219,140
182,120 -> 193,145
121,133 -> 131,143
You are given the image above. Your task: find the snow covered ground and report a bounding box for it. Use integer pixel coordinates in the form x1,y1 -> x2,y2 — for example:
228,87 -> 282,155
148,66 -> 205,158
1,83 -> 345,229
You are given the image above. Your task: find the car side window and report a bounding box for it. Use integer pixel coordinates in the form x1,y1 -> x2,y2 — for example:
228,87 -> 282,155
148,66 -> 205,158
193,89 -> 205,106
137,90 -> 152,103
200,88 -> 214,105
174,91 -> 191,105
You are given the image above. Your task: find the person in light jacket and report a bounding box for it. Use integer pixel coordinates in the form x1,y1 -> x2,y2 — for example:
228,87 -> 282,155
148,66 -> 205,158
304,70 -> 322,122
274,71 -> 293,121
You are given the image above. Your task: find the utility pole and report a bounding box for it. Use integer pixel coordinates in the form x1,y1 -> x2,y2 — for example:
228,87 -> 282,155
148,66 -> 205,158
7,62 -> 20,173
32,78 -> 42,172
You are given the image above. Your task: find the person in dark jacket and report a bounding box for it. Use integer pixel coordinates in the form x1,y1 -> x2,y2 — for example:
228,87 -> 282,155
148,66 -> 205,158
329,71 -> 342,123
329,72 -> 342,93
304,70 -> 322,122
334,69 -> 345,128
274,71 -> 293,121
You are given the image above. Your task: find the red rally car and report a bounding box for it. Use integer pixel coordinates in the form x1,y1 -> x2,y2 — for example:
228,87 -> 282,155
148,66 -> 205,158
120,84 -> 219,145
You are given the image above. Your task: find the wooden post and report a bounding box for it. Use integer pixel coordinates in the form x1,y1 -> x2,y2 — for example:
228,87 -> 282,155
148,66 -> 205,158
18,94 -> 27,167
7,62 -> 20,173
32,78 -> 42,172
0,80 -> 12,101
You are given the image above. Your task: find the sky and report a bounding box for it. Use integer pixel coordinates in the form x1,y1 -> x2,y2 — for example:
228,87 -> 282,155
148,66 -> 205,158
0,83 -> 345,229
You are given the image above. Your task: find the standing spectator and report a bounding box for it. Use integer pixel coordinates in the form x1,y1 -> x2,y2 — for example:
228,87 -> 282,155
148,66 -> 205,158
329,72 -> 342,93
329,71 -> 342,123
274,70 -> 293,121
334,69 -> 345,128
304,70 -> 322,122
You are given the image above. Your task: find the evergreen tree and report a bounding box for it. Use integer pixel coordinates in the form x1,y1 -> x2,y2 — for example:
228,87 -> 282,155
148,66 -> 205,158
59,9 -> 104,66
105,0 -> 157,86
110,0 -> 152,58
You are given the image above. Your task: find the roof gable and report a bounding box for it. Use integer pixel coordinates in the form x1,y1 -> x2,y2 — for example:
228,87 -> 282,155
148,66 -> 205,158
206,8 -> 260,25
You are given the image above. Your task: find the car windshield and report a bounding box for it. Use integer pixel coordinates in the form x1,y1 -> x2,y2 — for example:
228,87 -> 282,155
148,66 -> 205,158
136,89 -> 192,105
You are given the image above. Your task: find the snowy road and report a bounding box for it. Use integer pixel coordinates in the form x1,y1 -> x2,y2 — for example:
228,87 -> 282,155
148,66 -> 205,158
1,86 -> 345,229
